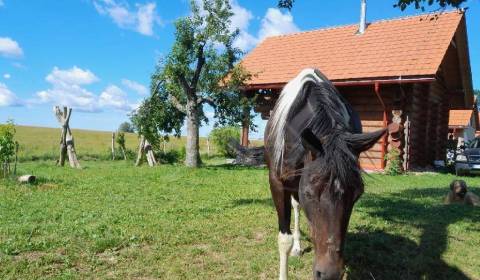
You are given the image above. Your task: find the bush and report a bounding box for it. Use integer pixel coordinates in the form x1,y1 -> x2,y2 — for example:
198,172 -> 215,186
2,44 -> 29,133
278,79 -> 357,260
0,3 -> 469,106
156,150 -> 183,164
209,126 -> 240,158
0,120 -> 16,177
384,148 -> 403,176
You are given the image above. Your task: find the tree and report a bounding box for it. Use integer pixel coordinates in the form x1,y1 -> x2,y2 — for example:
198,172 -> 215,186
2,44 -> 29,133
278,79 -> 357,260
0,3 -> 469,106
278,0 -> 467,10
0,120 -> 16,178
131,0 -> 253,167
209,126 -> 240,157
116,132 -> 127,160
118,122 -> 134,133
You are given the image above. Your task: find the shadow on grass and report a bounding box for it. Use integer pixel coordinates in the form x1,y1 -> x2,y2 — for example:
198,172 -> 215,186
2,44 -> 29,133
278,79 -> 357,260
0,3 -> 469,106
232,198 -> 274,207
203,164 -> 266,171
345,187 -> 479,280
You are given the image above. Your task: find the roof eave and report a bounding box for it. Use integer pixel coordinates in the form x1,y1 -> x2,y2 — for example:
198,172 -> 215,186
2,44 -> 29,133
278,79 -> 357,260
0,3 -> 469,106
243,75 -> 436,90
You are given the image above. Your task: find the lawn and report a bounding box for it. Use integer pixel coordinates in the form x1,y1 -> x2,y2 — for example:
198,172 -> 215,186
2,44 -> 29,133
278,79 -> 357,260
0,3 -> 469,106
1,161 -> 480,279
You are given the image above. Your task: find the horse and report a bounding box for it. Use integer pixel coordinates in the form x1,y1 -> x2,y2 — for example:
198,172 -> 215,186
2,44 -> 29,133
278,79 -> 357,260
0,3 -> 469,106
264,68 -> 386,280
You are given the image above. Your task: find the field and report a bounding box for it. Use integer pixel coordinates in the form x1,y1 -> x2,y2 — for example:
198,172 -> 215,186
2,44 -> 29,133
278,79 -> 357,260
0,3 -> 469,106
1,160 -> 480,279
14,126 -> 263,162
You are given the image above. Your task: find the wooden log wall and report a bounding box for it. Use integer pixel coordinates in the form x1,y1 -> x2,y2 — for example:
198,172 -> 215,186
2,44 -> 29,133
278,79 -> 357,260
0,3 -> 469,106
433,82 -> 450,161
341,86 -> 394,170
406,83 -> 429,168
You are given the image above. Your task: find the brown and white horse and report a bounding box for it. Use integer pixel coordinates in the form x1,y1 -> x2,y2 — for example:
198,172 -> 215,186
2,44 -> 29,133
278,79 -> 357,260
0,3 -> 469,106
264,69 -> 385,280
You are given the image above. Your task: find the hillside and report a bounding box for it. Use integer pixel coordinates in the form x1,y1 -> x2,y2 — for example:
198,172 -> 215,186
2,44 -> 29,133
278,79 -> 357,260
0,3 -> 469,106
13,125 -> 261,161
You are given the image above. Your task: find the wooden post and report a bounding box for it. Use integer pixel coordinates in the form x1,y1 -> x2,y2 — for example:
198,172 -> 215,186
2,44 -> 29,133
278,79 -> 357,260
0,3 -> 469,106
374,82 -> 388,170
111,132 -> 116,160
135,135 -> 157,167
207,137 -> 211,157
135,135 -> 145,166
54,106 -> 80,168
241,107 -> 249,147
13,142 -> 18,176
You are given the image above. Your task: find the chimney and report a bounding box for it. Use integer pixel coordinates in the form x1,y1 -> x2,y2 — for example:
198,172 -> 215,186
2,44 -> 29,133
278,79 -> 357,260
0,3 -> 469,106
357,0 -> 367,35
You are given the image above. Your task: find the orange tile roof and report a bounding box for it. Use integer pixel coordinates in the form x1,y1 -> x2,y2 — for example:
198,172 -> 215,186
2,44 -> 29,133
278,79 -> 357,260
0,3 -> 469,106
241,11 -> 463,86
449,110 -> 473,127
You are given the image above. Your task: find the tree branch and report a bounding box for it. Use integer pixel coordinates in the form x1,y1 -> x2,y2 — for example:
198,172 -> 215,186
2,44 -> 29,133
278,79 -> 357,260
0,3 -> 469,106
191,44 -> 205,90
178,75 -> 192,97
198,96 -> 216,108
170,94 -> 187,113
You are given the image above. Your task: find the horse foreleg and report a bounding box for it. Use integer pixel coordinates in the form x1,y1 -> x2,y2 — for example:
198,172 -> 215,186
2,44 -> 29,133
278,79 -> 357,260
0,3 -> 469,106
278,232 -> 293,280
290,196 -> 301,256
270,177 -> 293,280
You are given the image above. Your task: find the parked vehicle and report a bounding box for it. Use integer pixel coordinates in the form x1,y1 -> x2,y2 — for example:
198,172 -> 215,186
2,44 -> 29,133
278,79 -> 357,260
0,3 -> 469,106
455,137 -> 480,176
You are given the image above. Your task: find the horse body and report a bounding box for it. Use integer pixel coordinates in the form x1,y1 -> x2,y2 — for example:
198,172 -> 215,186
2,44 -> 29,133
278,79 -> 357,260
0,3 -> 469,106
264,69 -> 385,280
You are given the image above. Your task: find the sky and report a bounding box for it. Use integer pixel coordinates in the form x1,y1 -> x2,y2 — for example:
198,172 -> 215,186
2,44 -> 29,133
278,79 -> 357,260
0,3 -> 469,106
0,0 -> 479,139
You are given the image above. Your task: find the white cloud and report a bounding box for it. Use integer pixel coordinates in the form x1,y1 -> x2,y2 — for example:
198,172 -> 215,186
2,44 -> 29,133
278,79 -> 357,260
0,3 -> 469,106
229,1 -> 258,51
0,37 -> 23,58
198,2 -> 299,52
258,8 -> 300,40
93,0 -> 161,36
46,66 -> 99,86
35,66 -> 137,112
36,66 -> 100,112
3,73 -> 11,79
0,83 -> 22,107
36,84 -> 100,112
99,85 -> 135,111
121,79 -> 148,95
136,3 -> 157,36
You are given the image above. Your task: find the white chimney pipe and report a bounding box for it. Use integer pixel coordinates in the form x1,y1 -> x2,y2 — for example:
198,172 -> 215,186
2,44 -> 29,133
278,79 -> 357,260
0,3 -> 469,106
358,0 -> 367,34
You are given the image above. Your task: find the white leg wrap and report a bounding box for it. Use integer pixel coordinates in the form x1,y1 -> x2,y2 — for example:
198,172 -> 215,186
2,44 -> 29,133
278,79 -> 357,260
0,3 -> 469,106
278,232 -> 293,280
290,197 -> 301,257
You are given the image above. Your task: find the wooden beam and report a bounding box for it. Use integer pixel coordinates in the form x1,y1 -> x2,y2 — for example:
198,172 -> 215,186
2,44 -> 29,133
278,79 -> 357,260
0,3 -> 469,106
374,82 -> 387,170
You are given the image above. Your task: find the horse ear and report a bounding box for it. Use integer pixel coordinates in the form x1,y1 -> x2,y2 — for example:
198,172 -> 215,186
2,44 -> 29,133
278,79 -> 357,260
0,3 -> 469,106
300,128 -> 324,156
345,128 -> 387,154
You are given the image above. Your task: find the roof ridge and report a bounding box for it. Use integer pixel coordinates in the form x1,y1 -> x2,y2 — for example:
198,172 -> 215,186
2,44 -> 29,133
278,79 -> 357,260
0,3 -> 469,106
265,9 -> 462,40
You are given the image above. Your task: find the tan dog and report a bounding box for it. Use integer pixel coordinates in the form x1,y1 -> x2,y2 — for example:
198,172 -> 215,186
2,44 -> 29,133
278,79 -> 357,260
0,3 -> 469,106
444,180 -> 480,206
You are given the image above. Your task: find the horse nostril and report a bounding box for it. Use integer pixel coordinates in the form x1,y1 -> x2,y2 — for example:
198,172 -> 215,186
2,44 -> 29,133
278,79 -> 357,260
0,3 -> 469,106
315,271 -> 324,279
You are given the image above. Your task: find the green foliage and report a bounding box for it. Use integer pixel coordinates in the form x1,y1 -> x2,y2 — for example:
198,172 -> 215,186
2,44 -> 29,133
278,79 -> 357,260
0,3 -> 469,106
210,126 -> 240,157
0,120 -> 16,177
118,122 -> 134,133
393,0 -> 467,10
384,148 -> 403,175
278,0 -> 467,10
116,132 -> 126,148
131,0 -> 254,165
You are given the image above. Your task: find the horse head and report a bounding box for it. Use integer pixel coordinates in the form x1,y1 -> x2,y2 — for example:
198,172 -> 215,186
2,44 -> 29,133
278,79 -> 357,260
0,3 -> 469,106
299,128 -> 385,280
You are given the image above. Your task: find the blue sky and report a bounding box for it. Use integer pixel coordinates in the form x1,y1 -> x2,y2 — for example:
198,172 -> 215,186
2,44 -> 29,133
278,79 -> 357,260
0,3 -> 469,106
0,0 -> 479,139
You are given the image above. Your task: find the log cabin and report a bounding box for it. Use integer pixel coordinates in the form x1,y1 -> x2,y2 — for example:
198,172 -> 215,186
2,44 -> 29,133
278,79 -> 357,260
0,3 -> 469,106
239,10 -> 473,171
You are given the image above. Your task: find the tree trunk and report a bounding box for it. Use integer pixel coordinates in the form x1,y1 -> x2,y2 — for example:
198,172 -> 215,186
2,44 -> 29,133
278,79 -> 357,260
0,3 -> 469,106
59,127 -> 67,166
185,100 -> 201,167
66,129 -> 81,168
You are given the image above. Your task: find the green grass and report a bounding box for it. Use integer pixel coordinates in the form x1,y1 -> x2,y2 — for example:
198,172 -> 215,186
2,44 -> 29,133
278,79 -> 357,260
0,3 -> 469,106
14,125 -> 262,162
1,161 -> 479,279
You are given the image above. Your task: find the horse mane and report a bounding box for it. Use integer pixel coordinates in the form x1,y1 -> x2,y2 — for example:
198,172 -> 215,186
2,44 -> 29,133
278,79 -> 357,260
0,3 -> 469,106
267,68 -> 355,176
